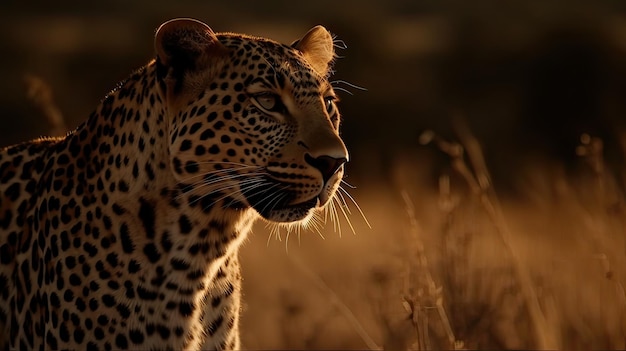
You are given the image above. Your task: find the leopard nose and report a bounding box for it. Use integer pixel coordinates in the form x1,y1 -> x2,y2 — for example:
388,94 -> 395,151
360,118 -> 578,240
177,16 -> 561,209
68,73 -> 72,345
305,154 -> 347,183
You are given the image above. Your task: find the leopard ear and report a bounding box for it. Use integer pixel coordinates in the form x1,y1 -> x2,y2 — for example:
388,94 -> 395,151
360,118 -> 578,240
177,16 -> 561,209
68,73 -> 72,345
293,25 -> 335,77
155,18 -> 228,79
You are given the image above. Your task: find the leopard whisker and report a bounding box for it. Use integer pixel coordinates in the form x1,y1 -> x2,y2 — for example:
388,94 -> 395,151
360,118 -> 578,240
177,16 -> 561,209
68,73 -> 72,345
284,224 -> 296,253
331,80 -> 367,91
266,222 -> 280,246
322,199 -> 330,225
208,178 -> 269,208
323,197 -> 332,226
198,161 -> 258,167
172,162 -> 262,184
340,179 -> 357,189
332,38 -> 348,50
307,211 -> 325,239
223,180 -> 284,211
232,179 -> 284,211
332,87 -> 354,96
176,168 -> 260,194
198,172 -> 266,193
338,186 -> 371,229
171,159 -> 260,168
192,177 -> 265,208
331,197 -> 340,234
334,192 -> 356,235
175,165 -> 260,186
331,195 -> 343,237
177,172 -> 266,200
266,220 -> 288,244
176,168 -> 243,189
336,189 -> 353,216
256,185 -> 289,217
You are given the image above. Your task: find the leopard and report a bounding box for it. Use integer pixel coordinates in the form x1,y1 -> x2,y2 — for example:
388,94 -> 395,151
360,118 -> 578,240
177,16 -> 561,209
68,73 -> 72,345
0,18 -> 349,350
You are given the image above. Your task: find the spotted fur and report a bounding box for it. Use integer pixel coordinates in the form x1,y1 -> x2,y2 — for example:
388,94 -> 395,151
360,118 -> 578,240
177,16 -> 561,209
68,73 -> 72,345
0,18 -> 349,350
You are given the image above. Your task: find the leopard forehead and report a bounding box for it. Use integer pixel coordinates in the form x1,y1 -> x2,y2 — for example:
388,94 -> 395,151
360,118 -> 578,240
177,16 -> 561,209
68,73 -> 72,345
223,27 -> 334,67
219,34 -> 331,99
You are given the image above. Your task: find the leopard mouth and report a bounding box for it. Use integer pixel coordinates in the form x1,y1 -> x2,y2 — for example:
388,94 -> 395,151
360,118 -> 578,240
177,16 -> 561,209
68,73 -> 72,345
242,179 -> 320,222
285,196 -> 320,211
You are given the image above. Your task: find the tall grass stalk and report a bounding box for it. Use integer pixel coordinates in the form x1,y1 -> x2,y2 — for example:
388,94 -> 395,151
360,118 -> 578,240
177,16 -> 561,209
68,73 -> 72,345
401,190 -> 459,350
421,117 -> 560,349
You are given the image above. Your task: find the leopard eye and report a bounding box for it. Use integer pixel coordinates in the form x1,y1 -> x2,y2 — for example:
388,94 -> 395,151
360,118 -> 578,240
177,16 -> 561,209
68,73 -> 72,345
324,96 -> 336,114
253,93 -> 285,113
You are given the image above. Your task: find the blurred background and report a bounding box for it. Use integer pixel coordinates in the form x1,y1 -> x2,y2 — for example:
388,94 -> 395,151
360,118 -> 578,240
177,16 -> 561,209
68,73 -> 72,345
2,1 -> 626,349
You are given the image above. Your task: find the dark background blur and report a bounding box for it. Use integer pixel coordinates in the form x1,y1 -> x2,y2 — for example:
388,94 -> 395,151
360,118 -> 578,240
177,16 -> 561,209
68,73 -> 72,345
1,0 -> 626,193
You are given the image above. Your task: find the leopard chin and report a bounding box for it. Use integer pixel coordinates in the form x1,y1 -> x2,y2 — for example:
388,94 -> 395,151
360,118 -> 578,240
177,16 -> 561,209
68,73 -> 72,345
243,184 -> 319,223
243,172 -> 342,223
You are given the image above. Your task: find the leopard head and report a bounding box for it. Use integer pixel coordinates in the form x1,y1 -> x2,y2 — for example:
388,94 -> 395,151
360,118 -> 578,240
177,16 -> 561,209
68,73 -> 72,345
155,18 -> 348,223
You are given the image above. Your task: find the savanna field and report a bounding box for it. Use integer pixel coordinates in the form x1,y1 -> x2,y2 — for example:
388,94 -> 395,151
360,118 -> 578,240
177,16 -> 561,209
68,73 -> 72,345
2,1 -> 626,349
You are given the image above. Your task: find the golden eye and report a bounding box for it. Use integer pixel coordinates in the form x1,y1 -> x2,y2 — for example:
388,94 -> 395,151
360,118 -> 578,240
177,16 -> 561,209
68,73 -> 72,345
253,93 -> 285,113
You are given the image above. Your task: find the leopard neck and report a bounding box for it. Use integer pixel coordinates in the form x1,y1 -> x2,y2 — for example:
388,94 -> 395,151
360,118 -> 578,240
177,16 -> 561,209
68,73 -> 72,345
77,62 -> 171,195
64,61 -> 256,282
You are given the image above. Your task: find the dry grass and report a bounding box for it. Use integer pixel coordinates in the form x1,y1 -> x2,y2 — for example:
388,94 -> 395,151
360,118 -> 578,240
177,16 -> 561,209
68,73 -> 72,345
240,121 -> 626,350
